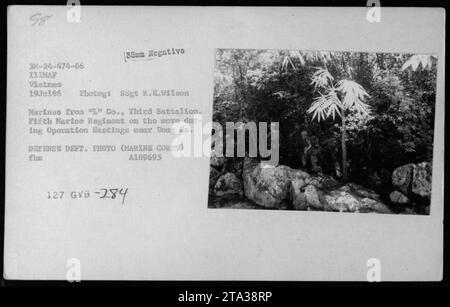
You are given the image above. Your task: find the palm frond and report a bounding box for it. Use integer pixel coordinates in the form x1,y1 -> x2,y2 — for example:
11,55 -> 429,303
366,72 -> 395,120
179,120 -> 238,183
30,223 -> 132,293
401,54 -> 436,71
335,79 -> 371,116
307,89 -> 343,122
324,90 -> 343,120
307,94 -> 327,121
310,68 -> 334,91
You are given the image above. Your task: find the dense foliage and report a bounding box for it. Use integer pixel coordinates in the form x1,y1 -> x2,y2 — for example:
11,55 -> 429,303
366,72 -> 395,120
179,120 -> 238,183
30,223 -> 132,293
213,50 -> 436,193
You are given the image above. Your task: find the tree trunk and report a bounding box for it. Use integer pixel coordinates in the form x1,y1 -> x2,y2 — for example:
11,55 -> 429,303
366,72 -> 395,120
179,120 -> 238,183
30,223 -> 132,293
341,113 -> 348,182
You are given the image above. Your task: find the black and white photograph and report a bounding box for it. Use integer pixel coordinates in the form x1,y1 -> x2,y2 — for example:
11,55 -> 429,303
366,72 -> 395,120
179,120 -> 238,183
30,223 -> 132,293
209,49 -> 436,215
2,3 -> 445,286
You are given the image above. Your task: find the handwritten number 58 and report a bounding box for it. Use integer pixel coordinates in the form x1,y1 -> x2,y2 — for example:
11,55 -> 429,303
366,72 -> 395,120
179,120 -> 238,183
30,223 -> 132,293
30,13 -> 52,26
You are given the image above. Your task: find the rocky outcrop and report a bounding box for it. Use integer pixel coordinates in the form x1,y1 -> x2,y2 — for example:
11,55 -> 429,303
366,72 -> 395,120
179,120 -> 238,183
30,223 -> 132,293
214,172 -> 243,196
345,182 -> 381,201
304,182 -> 392,213
389,190 -> 410,204
208,149 -> 245,195
323,187 -> 392,214
290,178 -> 307,210
241,158 -> 392,213
290,174 -> 338,210
411,162 -> 432,198
305,174 -> 340,190
392,163 -> 414,195
209,156 -> 429,214
390,162 -> 432,207
242,161 -> 295,209
302,185 -> 323,209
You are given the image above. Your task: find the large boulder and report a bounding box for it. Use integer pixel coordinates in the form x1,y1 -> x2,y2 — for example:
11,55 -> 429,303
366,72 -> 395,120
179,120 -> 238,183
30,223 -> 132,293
214,172 -> 243,196
289,173 -> 340,211
345,182 -> 381,201
303,184 -> 323,209
289,178 -> 390,213
290,178 -> 307,210
290,179 -> 329,211
240,158 -> 393,214
305,174 -> 340,190
242,159 -> 302,209
411,162 -> 432,199
391,162 -> 432,203
324,190 -> 361,212
358,198 -> 393,214
286,167 -> 311,181
390,190 -> 410,204
392,163 -> 414,194
324,189 -> 393,214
